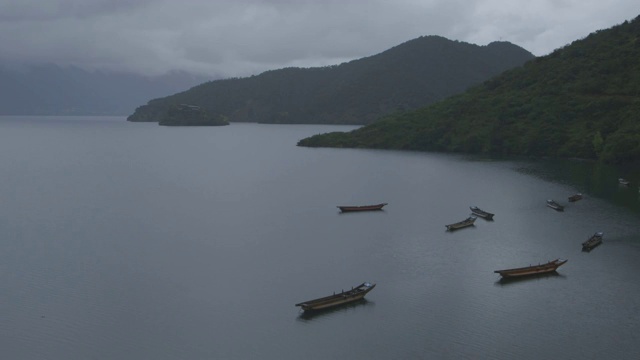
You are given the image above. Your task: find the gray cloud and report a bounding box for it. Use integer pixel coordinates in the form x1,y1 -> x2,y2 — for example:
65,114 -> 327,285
0,0 -> 637,77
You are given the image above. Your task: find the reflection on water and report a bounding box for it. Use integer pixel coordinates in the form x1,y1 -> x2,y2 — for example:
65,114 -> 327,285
2,119 -> 639,359
338,210 -> 388,215
494,272 -> 566,287
444,225 -> 478,233
513,158 -> 640,213
297,299 -> 374,321
581,244 -> 602,253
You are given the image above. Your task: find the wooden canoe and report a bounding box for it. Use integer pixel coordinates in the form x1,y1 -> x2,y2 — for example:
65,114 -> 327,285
568,193 -> 583,202
295,282 -> 376,311
494,259 -> 568,278
546,199 -> 564,211
582,232 -> 603,251
445,216 -> 476,231
470,206 -> 494,220
337,203 -> 387,212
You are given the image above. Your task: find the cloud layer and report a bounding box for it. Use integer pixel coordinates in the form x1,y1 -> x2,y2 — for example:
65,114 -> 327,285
0,0 -> 637,77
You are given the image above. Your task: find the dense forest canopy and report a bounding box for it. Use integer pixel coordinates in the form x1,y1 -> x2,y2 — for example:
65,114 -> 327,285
299,16 -> 640,163
158,104 -> 229,126
127,36 -> 533,125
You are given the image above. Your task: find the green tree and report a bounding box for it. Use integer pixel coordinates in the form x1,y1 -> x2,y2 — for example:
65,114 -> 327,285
592,131 -> 604,157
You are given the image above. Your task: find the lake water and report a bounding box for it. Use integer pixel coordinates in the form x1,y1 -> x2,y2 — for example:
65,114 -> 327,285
1,116 -> 639,359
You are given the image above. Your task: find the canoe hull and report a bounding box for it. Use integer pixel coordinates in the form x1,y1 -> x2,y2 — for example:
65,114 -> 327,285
470,206 -> 494,220
338,203 -> 387,212
446,216 -> 476,231
546,200 -> 564,211
298,293 -> 367,311
494,259 -> 568,278
568,193 -> 583,202
295,283 -> 376,311
582,232 -> 603,251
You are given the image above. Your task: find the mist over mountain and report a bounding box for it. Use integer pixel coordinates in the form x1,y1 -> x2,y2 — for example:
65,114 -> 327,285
0,63 -> 211,116
128,36 -> 534,125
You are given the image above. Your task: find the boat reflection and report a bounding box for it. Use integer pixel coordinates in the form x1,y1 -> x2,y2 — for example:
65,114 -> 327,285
297,299 -> 374,321
338,210 -> 387,215
582,245 -> 601,253
495,272 -> 566,287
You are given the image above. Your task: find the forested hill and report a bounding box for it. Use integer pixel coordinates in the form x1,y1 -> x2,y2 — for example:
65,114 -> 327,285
299,16 -> 640,163
127,36 -> 533,125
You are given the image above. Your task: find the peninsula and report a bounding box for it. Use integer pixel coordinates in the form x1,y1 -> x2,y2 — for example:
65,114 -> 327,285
298,16 -> 640,164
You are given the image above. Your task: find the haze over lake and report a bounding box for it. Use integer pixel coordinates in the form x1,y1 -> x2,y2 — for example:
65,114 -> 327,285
1,116 -> 639,359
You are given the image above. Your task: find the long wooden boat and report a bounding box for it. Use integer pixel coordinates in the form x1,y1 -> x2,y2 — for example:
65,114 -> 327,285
546,199 -> 564,211
619,178 -> 631,186
568,193 -> 583,202
295,282 -> 376,311
337,203 -> 387,212
470,206 -> 494,220
445,216 -> 476,231
582,231 -> 603,251
494,259 -> 567,278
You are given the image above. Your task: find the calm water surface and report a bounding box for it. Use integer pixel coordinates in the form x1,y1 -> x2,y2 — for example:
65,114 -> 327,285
1,116 -> 639,359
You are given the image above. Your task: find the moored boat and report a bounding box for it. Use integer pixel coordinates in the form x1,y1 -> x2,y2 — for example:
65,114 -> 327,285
337,203 -> 387,212
445,216 -> 476,231
470,206 -> 494,220
568,193 -> 583,202
546,199 -> 564,211
295,282 -> 376,311
582,231 -> 603,251
494,259 -> 568,278
619,178 -> 631,186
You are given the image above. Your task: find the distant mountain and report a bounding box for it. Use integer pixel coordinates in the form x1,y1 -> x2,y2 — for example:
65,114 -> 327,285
128,36 -> 533,125
298,16 -> 640,163
0,63 -> 210,115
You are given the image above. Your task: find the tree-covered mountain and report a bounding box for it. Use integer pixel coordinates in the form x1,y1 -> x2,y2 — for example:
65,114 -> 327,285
127,36 -> 533,125
158,104 -> 229,126
299,16 -> 640,163
0,63 -> 209,116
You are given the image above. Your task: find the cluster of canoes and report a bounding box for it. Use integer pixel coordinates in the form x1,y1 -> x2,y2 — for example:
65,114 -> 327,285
543,193 -> 604,251
297,179 -> 634,312
294,204 -> 386,312
443,206 -> 494,231
546,192 -> 583,212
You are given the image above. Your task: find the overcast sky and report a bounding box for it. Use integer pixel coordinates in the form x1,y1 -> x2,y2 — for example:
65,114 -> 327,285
0,0 -> 638,78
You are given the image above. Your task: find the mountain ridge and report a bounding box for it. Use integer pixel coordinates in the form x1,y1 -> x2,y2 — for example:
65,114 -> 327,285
127,36 -> 534,125
298,17 -> 640,163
